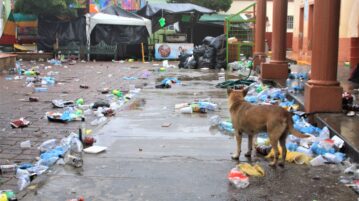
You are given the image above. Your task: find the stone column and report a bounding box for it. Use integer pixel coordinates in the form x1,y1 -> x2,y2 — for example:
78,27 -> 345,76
253,0 -> 267,69
261,0 -> 288,79
304,0 -> 343,112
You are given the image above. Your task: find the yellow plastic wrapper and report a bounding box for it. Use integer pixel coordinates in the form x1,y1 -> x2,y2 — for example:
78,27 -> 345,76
266,146 -> 312,165
237,163 -> 265,177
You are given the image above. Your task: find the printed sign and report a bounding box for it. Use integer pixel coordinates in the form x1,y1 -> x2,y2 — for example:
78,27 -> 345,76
155,43 -> 194,60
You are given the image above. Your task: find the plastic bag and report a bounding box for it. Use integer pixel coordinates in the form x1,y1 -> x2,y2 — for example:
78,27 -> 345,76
227,168 -> 249,189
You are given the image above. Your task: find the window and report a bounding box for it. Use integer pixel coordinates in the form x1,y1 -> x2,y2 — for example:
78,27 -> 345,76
287,16 -> 294,29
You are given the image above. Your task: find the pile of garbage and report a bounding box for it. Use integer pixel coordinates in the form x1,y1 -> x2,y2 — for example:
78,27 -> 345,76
286,72 -> 309,94
175,100 -> 218,114
179,34 -> 226,69
228,163 -> 265,189
0,133 -> 83,193
217,79 -> 359,193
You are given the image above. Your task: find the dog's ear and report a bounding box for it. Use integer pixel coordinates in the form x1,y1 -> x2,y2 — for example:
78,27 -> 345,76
242,86 -> 249,97
227,87 -> 233,95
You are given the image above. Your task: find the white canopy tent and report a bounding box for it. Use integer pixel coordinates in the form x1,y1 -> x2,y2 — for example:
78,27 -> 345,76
85,11 -> 152,60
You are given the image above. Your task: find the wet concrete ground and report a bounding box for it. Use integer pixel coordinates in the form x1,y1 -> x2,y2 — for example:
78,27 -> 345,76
9,62 -> 356,200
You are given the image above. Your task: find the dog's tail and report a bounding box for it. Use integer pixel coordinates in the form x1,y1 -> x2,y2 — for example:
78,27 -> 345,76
287,116 -> 310,138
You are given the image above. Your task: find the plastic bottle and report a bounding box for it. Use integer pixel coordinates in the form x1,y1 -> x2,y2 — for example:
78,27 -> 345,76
0,193 -> 7,201
34,87 -> 48,92
209,115 -> 221,127
38,139 -> 57,152
0,164 -> 17,175
63,137 -> 83,168
0,191 -> 16,201
219,121 -> 235,133
198,102 -> 217,111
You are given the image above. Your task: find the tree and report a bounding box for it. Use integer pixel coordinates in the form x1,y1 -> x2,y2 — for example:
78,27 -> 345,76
167,0 -> 233,12
14,0 -> 77,19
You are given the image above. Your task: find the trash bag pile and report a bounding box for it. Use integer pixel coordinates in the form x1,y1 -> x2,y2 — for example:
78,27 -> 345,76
179,34 -> 227,69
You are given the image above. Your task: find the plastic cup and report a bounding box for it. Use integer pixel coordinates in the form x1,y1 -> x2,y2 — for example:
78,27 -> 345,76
310,155 -> 327,166
180,106 -> 193,114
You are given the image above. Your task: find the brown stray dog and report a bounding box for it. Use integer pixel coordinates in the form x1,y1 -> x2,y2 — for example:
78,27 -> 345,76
227,87 -> 309,167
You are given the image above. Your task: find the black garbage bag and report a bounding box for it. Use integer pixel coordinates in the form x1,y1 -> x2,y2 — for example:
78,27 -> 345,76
178,52 -> 192,68
216,48 -> 226,60
349,64 -> 359,83
198,57 -> 212,68
210,34 -> 226,50
193,45 -> 206,59
184,56 -> 197,69
202,36 -> 215,46
215,59 -> 227,70
203,46 -> 216,60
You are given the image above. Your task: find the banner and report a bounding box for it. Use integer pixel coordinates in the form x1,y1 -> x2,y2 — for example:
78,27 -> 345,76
121,0 -> 145,11
155,43 -> 194,60
90,0 -> 118,13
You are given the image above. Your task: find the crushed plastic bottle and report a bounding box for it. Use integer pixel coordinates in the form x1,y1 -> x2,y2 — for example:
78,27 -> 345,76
219,121 -> 235,134
0,164 -> 17,175
209,115 -> 221,127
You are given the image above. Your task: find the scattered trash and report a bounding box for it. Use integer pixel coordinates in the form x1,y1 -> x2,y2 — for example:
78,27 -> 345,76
29,97 -> 39,102
237,163 -> 265,177
92,101 -> 110,109
79,85 -> 89,89
180,106 -> 193,114
0,190 -> 16,201
310,155 -> 328,166
0,164 -> 17,175
161,123 -> 172,127
66,196 -> 85,201
256,145 -> 272,156
20,140 -> 31,149
33,87 -> 48,93
52,100 -> 74,108
10,118 -> 30,128
83,136 -> 96,146
100,88 -> 110,94
83,146 -> 107,154
227,167 -> 249,189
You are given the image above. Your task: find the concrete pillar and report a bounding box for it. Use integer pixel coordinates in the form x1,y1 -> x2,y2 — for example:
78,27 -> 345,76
261,0 -> 288,79
253,0 -> 267,69
304,0 -> 343,113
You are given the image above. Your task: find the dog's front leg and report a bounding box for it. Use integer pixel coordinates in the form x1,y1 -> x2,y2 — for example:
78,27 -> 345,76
231,132 -> 242,160
245,135 -> 253,157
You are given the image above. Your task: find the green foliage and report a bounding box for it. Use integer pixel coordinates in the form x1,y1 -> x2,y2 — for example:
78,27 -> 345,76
167,0 -> 233,12
14,0 -> 78,18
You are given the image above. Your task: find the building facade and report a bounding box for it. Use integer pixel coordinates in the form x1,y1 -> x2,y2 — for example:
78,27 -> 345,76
292,0 -> 359,65
226,0 -> 295,50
